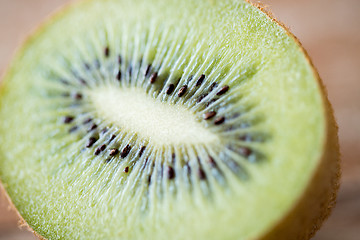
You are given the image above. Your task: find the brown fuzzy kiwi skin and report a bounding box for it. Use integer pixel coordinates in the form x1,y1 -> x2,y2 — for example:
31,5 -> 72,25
0,183 -> 46,240
0,1 -> 340,240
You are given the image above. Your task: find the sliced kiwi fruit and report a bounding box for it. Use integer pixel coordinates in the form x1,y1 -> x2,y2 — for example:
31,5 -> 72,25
0,0 -> 340,239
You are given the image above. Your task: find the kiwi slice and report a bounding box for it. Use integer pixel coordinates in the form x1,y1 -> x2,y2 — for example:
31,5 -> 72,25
0,0 -> 340,239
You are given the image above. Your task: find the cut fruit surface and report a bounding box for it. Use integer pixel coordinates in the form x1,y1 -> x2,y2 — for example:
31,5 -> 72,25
0,0 -> 339,240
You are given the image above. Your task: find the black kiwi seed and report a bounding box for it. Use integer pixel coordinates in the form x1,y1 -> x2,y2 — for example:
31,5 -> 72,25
94,144 -> 107,156
144,157 -> 149,166
214,116 -> 225,125
165,84 -> 175,95
72,92 -> 83,100
124,167 -> 129,173
239,147 -> 252,157
147,175 -> 152,184
104,46 -> 110,57
109,148 -> 119,157
196,74 -> 205,87
171,153 -> 176,164
216,85 -> 229,95
101,127 -> 109,134
149,72 -> 158,84
83,118 -> 92,124
121,144 -> 131,158
204,111 -> 216,120
209,157 -> 217,168
209,82 -> 218,92
87,123 -> 98,132
167,166 -> 175,180
94,148 -> 101,156
109,134 -> 116,142
116,70 -> 122,81
198,168 -> 207,180
63,116 -> 74,124
145,64 -> 151,77
138,146 -> 146,157
177,85 -> 187,97
86,137 -> 97,148
145,64 -> 152,77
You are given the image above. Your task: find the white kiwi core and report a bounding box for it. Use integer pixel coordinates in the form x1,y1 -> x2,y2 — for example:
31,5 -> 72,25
89,87 -> 220,145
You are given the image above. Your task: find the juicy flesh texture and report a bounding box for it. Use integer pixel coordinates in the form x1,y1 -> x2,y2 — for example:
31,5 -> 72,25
0,0 -> 327,239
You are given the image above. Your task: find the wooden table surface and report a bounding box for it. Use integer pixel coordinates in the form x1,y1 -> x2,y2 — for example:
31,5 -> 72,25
0,0 -> 359,239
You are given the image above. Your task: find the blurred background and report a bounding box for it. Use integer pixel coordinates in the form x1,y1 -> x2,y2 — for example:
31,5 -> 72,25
0,0 -> 359,239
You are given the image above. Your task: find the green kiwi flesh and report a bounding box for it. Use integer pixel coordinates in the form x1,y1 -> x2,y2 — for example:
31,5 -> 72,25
0,0 -> 339,239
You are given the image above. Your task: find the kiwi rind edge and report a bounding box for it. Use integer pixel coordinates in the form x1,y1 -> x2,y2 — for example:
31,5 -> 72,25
0,0 -> 340,239
248,1 -> 340,239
